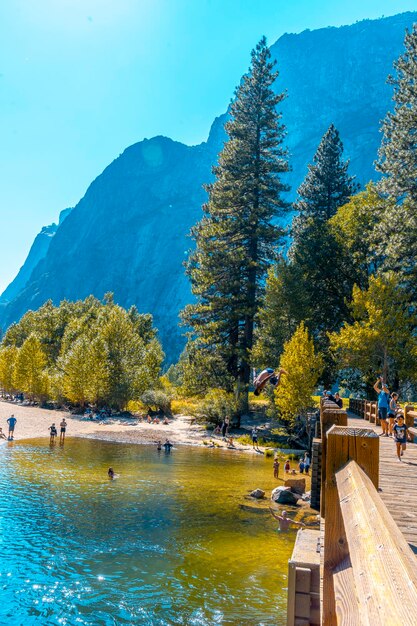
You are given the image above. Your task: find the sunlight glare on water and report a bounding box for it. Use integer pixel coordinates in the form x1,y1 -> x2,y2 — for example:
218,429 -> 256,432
0,439 -> 295,625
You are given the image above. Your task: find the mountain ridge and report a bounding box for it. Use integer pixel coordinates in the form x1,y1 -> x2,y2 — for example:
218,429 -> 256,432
2,11 -> 416,361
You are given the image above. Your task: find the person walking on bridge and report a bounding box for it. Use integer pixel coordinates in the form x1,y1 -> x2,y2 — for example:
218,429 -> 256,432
374,377 -> 390,436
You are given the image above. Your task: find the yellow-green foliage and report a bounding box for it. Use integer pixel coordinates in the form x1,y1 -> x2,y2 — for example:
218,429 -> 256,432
0,296 -> 163,409
13,334 -> 49,401
329,273 -> 417,384
171,397 -> 200,415
0,345 -> 18,394
275,322 -> 323,424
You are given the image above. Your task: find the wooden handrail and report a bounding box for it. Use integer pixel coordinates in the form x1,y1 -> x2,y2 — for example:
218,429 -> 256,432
335,460 -> 417,624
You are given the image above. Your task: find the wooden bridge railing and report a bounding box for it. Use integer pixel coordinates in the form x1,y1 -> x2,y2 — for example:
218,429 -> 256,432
320,400 -> 417,624
349,397 -> 417,436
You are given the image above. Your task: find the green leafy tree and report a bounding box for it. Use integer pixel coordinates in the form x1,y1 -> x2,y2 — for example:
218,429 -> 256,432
13,334 -> 49,401
182,37 -> 290,414
275,322 -> 323,427
252,258 -> 305,367
59,336 -> 109,406
329,184 -> 385,289
329,273 -> 417,389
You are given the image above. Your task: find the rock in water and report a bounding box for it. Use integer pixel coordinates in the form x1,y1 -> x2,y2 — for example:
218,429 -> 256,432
284,478 -> 306,495
249,488 -> 265,499
271,486 -> 300,505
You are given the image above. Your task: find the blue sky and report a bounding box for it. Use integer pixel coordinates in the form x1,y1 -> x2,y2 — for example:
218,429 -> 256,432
0,0 -> 416,292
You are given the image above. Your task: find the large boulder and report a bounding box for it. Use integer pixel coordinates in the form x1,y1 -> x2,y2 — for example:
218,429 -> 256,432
271,486 -> 300,505
284,478 -> 306,495
249,488 -> 265,499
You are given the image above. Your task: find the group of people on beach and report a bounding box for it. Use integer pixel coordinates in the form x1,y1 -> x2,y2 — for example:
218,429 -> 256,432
374,376 -> 411,461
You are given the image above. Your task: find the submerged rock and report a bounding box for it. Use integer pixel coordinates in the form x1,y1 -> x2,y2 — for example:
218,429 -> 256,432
249,488 -> 265,499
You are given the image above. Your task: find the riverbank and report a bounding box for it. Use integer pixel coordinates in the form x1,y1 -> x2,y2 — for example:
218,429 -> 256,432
0,401 -> 268,453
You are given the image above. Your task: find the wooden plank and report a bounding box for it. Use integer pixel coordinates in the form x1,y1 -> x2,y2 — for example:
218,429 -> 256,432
333,555 -> 361,626
336,460 -> 417,625
322,426 -> 379,626
320,409 -> 347,517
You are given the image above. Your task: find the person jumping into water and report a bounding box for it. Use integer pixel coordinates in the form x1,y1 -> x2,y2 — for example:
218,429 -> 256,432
253,368 -> 288,396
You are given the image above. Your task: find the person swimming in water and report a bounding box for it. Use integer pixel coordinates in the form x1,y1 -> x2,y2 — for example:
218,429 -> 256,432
108,467 -> 115,479
269,508 -> 306,532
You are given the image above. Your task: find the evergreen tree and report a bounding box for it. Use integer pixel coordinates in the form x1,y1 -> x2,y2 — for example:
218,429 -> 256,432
374,26 -> 417,295
377,25 -> 417,204
252,258 -> 305,367
182,37 -> 290,412
292,124 -> 358,238
286,126 -> 358,380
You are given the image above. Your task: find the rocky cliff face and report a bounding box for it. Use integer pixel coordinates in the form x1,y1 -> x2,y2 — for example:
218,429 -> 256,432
1,12 -> 416,361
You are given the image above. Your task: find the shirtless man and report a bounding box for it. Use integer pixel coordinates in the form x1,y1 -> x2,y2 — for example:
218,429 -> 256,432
269,508 -> 306,532
60,418 -> 67,443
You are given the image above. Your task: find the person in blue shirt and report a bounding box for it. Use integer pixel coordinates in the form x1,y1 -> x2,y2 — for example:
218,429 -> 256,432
7,414 -> 17,440
373,377 -> 390,436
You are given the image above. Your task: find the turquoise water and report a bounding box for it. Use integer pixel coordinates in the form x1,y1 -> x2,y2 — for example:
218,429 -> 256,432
0,439 -> 295,625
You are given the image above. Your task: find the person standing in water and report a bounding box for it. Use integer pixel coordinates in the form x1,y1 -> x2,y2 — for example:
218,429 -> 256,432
60,418 -> 67,443
269,508 -> 306,532
108,468 -> 115,479
7,414 -> 17,440
273,457 -> 279,479
163,439 -> 173,452
49,423 -> 58,443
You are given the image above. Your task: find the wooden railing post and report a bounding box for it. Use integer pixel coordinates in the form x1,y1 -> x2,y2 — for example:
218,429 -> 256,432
404,405 -> 415,430
322,426 -> 379,626
320,405 -> 347,517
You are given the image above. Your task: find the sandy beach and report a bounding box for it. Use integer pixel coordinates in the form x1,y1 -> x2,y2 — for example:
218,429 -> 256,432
0,400 -> 257,451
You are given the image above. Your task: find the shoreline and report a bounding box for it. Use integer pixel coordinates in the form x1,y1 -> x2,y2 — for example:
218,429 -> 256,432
0,400 -> 270,455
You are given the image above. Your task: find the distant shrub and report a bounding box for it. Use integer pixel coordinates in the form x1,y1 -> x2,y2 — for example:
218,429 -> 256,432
140,389 -> 173,415
171,397 -> 200,415
195,389 -> 237,423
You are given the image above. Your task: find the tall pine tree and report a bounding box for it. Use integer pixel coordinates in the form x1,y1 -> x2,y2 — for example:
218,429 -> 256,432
377,25 -> 417,203
288,126 -> 357,382
292,124 -> 358,238
182,37 -> 289,413
374,25 -> 417,296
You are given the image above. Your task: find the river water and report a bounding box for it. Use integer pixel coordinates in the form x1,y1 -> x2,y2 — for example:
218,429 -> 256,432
0,438 -> 295,625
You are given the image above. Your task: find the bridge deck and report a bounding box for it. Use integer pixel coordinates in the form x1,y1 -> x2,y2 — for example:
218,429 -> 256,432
348,413 -> 417,554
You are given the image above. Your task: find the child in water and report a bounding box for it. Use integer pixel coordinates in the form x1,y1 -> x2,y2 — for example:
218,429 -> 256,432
273,458 -> 279,479
108,467 -> 115,479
